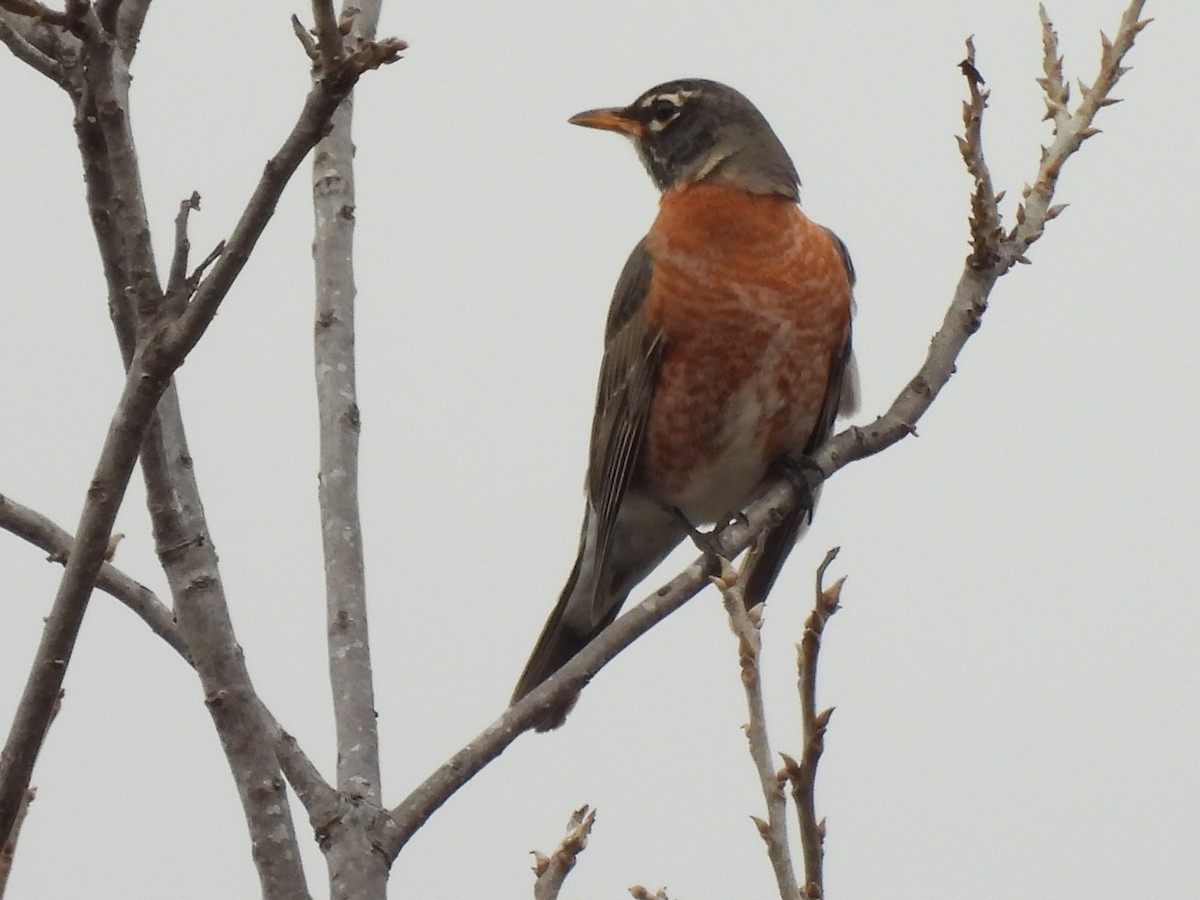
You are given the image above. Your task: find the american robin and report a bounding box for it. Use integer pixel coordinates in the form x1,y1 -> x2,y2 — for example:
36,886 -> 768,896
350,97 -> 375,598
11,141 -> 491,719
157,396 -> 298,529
513,78 -> 858,728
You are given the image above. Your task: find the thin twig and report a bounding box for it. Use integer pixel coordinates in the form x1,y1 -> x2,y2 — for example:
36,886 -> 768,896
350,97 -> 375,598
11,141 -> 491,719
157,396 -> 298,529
713,556 -> 800,900
0,0 -> 66,27
781,549 -> 844,899
187,241 -> 225,293
166,33 -> 404,363
0,13 -> 65,84
1037,5 -> 1071,132
310,0 -> 342,68
531,805 -> 597,900
291,13 -> 318,61
956,37 -> 1004,270
166,191 -> 200,301
266,711 -> 340,826
0,493 -> 188,659
1010,1 -> 1151,258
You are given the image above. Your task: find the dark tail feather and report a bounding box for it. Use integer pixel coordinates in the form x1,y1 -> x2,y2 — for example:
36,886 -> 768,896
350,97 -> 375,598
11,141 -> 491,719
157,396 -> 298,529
512,590 -> 594,702
511,555 -> 605,731
740,482 -> 823,610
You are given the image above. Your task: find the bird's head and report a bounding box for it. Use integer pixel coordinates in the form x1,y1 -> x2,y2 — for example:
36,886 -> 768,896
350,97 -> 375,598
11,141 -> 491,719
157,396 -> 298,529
569,78 -> 800,200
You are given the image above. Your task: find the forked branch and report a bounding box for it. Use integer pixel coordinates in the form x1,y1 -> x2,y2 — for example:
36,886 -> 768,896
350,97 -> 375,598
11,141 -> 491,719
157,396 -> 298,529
0,12 -> 406,887
713,556 -> 800,899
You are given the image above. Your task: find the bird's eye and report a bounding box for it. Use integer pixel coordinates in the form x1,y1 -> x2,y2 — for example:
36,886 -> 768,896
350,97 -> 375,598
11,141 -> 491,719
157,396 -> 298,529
650,97 -> 679,123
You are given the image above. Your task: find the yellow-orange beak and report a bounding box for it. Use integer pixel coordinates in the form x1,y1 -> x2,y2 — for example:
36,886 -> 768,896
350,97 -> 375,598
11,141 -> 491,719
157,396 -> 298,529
568,107 -> 644,138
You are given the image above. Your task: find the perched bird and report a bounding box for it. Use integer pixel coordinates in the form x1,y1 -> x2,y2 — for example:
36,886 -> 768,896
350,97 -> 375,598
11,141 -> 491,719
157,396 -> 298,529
513,78 -> 858,728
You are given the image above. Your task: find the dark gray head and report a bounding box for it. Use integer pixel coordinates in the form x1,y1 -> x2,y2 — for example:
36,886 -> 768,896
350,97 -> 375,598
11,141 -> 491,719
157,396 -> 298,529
568,78 -> 800,200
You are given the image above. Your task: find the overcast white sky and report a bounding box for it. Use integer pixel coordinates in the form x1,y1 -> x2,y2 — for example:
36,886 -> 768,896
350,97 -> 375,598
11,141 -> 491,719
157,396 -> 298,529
2,1 -> 1197,897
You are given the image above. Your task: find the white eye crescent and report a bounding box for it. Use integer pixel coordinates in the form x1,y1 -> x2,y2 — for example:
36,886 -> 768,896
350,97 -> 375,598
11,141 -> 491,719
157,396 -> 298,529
645,96 -> 682,132
650,97 -> 678,122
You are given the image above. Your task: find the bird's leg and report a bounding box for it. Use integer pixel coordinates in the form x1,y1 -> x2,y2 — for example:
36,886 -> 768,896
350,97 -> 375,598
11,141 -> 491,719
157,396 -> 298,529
776,453 -> 825,523
669,506 -> 725,573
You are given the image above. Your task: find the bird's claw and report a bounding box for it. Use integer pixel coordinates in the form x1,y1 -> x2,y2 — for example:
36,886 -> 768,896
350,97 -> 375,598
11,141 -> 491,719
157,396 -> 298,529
778,454 -> 824,523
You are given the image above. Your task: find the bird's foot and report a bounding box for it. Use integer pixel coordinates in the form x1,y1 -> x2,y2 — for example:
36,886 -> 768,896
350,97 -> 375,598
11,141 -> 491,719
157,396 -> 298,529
777,454 -> 825,523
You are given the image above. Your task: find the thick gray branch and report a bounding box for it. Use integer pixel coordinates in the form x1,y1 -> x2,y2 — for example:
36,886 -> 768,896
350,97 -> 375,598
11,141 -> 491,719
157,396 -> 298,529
305,4 -> 396,899
140,386 -> 314,899
313,75 -> 378,810
0,346 -> 171,848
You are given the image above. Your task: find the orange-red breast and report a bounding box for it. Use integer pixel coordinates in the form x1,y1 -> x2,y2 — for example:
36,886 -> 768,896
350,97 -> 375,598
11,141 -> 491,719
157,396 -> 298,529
513,79 -> 858,728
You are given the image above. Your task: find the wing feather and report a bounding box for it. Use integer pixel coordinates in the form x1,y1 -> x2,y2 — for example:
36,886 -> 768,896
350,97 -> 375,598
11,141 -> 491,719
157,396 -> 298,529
585,239 -> 664,594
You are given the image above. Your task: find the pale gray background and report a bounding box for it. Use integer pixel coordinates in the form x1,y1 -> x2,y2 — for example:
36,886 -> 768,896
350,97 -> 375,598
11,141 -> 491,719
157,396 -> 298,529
2,1 -> 1197,897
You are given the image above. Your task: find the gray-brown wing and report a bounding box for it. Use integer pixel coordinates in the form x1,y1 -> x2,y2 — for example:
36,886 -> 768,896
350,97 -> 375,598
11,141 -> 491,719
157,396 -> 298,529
586,239 -> 665,574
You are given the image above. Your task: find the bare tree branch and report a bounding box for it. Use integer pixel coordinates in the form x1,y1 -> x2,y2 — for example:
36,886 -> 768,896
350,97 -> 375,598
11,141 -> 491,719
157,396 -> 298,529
0,493 -> 187,658
166,191 -> 201,301
94,0 -> 151,61
70,101 -> 136,360
313,4 -> 380,809
531,805 -> 597,900
0,490 -> 334,879
712,557 -> 800,899
165,32 -> 405,363
1010,1 -> 1152,257
115,0 -> 150,62
1038,6 -> 1071,133
310,0 -> 341,68
305,5 -> 395,896
139,390 -> 316,899
271,720 -> 340,824
77,19 -> 161,322
0,788 -> 34,898
957,38 -> 1005,270
0,15 -> 405,886
52,15 -> 317,893
0,0 -> 66,27
291,13 -> 318,61
781,549 -> 843,899
0,12 -> 64,83
0,358 -> 172,844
